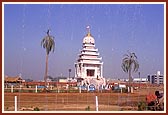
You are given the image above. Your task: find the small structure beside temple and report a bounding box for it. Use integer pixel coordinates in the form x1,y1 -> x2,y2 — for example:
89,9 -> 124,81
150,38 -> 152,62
4,76 -> 23,83
75,26 -> 106,89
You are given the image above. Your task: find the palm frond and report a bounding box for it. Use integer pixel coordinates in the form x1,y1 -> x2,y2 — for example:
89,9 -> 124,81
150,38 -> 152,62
41,32 -> 55,55
121,52 -> 139,73
123,54 -> 129,58
132,60 -> 139,72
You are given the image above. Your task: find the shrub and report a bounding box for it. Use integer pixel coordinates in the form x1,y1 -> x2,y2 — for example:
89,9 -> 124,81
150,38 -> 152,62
34,107 -> 40,111
122,88 -> 128,93
85,106 -> 90,111
28,90 -> 34,93
138,101 -> 147,111
14,89 -> 19,92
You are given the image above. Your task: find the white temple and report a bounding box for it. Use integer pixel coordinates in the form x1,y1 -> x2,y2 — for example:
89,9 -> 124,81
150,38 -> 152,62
75,26 -> 106,88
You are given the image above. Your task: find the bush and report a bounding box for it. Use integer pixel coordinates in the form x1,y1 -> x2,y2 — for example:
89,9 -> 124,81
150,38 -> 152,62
122,88 -> 128,93
85,106 -> 90,111
112,88 -> 128,93
138,101 -> 147,111
34,107 -> 40,111
14,89 -> 19,92
28,90 -> 34,93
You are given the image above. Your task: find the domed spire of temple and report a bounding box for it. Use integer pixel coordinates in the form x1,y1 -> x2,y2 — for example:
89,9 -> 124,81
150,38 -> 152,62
83,26 -> 95,44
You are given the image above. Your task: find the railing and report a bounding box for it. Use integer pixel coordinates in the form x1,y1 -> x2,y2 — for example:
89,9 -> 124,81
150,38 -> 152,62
4,90 -> 143,111
3,85 -> 164,111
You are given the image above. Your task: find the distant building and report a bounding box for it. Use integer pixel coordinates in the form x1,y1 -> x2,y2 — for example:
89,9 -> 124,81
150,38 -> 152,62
133,78 -> 148,83
59,78 -> 67,83
121,78 -> 148,83
147,71 -> 164,84
4,76 -> 23,83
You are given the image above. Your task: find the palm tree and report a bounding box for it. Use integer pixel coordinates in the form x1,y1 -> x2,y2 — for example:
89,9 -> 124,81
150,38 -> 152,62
121,51 -> 139,92
41,29 -> 55,90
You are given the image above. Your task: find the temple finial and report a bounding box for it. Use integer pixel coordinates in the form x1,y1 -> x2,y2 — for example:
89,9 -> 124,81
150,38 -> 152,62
86,25 -> 91,36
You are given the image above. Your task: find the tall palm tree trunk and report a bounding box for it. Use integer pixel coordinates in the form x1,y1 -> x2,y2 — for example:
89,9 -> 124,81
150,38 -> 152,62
128,68 -> 131,93
44,54 -> 49,88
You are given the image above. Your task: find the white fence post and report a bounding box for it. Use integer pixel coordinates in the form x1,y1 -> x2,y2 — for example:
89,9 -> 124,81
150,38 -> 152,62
95,96 -> 98,111
35,85 -> 37,93
127,87 -> 130,93
15,96 -> 17,111
79,86 -> 81,93
101,85 -> 103,93
131,87 -> 133,93
11,85 -> 13,93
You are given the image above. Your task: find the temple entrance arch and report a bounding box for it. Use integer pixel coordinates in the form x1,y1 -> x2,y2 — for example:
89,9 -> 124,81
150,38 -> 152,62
87,69 -> 95,77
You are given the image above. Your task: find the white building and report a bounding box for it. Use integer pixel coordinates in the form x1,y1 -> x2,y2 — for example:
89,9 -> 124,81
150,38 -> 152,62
147,71 -> 164,84
75,26 -> 105,88
133,78 -> 148,83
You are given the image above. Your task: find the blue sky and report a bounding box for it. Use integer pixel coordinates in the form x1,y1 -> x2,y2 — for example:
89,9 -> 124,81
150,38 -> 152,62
4,3 -> 164,80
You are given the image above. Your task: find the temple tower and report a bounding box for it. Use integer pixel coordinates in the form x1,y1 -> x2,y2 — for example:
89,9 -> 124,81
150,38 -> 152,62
75,26 -> 105,87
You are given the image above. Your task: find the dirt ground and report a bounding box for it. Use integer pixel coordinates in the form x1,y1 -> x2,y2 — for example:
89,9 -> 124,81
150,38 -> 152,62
3,87 -> 163,112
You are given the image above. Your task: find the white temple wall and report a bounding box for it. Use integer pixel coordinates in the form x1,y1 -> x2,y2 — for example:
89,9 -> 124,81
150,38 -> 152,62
83,55 -> 97,58
95,67 -> 97,78
75,27 -> 105,88
82,60 -> 101,63
101,64 -> 103,77
75,63 -> 103,78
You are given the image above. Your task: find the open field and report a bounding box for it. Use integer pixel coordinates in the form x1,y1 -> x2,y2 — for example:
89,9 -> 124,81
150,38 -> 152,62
3,86 -> 163,112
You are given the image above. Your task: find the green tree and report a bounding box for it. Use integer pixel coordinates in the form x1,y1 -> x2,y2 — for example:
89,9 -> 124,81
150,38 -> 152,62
121,52 -> 139,92
41,29 -> 55,89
